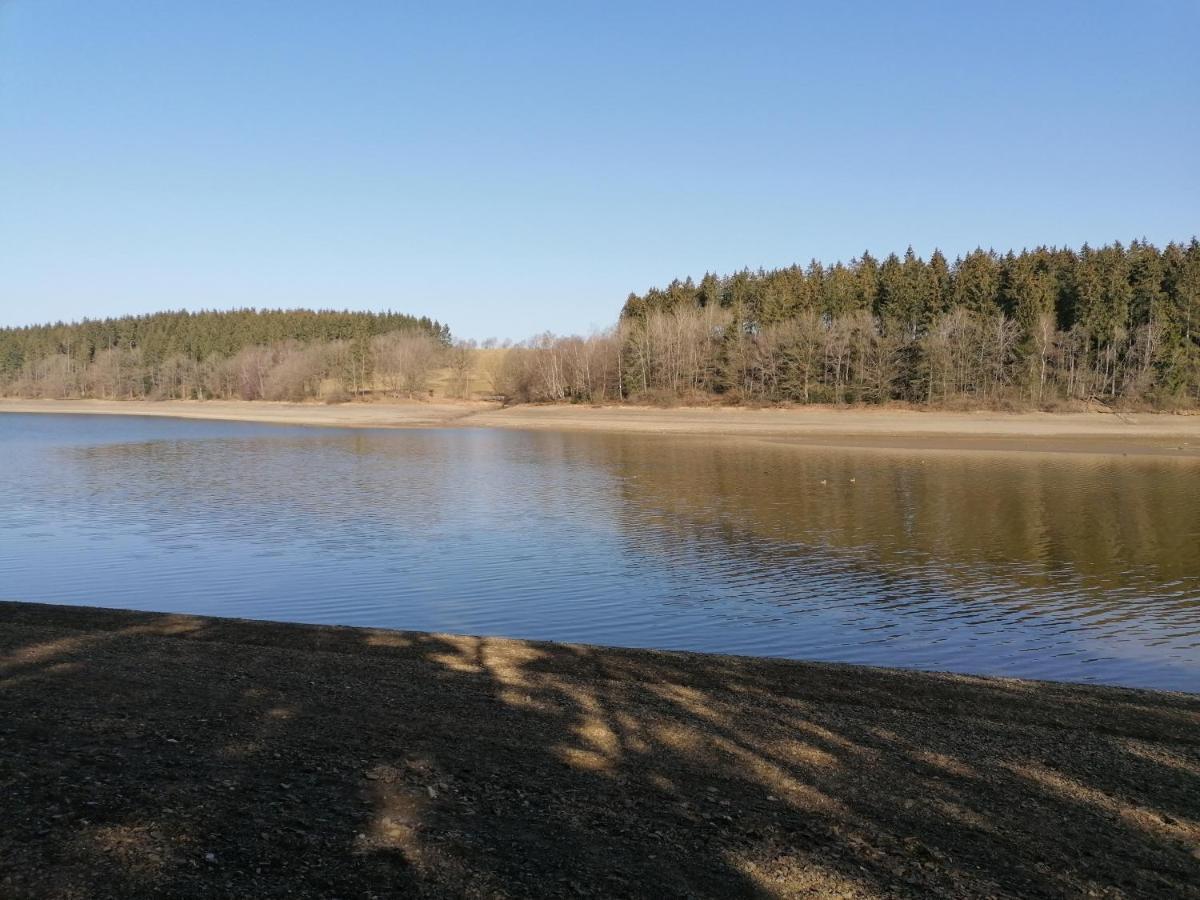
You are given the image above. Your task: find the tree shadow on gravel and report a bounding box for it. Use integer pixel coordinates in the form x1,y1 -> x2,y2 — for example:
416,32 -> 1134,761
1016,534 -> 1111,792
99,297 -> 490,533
1,602 -> 1198,899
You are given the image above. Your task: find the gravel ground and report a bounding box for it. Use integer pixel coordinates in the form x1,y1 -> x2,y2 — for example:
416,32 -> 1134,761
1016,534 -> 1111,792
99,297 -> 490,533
1,601 -> 1197,898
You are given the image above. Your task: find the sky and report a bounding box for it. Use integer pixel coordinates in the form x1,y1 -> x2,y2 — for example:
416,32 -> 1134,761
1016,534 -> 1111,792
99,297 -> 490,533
1,2 -> 1197,341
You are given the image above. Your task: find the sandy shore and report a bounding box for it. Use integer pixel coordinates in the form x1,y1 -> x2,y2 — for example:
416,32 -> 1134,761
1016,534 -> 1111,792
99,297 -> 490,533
0,398 -> 493,430
3,398 -> 1200,455
1,602 -> 1197,898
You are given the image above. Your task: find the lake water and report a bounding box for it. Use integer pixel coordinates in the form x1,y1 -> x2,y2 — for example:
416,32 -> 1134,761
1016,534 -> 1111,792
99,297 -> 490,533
1,412 -> 1198,692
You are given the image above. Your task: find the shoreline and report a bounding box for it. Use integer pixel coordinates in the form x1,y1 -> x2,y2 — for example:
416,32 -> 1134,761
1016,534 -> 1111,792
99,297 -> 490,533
1,600 -> 1197,897
3,397 -> 1200,455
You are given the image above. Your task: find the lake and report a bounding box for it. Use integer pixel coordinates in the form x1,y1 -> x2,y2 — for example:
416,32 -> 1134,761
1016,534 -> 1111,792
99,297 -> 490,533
1,412 -> 1198,691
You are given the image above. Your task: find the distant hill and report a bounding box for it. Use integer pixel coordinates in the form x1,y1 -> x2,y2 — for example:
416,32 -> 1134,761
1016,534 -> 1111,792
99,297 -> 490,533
0,308 -> 451,402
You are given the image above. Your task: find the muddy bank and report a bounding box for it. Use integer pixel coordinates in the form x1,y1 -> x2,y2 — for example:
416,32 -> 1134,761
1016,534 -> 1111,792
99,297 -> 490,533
3,398 -> 1200,455
1,602 -> 1197,898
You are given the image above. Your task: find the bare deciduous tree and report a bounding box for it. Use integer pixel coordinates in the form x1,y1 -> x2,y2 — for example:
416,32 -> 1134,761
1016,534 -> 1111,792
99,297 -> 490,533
372,332 -> 441,399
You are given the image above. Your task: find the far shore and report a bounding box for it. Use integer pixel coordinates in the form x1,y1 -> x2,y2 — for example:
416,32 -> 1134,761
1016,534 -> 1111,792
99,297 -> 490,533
2,397 -> 1200,455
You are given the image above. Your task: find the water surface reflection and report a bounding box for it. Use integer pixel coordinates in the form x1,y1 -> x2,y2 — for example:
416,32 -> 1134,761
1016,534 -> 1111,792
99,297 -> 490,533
1,413 -> 1197,691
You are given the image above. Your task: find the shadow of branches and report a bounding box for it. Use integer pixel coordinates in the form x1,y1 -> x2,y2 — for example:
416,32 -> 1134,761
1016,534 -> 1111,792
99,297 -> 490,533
1,602 -> 1198,898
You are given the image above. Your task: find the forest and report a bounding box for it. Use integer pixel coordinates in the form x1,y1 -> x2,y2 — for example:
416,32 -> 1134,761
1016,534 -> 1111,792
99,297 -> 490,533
498,239 -> 1200,408
3,240 -> 1199,409
0,309 -> 452,402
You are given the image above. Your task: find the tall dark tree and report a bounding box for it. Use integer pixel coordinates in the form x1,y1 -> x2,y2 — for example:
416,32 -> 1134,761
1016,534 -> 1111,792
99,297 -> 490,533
609,238 -> 1199,408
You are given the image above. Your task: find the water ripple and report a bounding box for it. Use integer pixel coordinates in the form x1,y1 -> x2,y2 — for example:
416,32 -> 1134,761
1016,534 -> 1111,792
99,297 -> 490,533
1,412 -> 1199,692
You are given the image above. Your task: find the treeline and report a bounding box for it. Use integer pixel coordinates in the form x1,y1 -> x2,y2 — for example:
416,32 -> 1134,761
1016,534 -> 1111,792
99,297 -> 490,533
6,240 -> 1199,409
0,309 -> 452,401
499,240 -> 1200,408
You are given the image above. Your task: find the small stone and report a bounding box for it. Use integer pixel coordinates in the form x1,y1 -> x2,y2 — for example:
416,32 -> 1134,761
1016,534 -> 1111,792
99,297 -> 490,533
204,852 -> 217,864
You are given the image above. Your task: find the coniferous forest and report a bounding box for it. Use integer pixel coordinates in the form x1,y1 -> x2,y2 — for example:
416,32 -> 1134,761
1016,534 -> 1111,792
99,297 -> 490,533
0,309 -> 451,402
498,239 -> 1200,408
3,239 -> 1199,409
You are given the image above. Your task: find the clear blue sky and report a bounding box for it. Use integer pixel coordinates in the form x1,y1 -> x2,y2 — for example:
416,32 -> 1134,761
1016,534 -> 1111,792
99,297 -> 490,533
1,1 -> 1197,340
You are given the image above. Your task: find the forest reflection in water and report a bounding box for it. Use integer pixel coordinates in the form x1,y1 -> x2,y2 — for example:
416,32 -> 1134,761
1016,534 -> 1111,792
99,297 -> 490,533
1,413 -> 1197,691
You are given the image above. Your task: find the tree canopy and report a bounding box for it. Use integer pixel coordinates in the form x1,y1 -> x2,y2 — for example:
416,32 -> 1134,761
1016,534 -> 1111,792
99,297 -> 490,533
500,239 -> 1200,407
0,308 -> 450,402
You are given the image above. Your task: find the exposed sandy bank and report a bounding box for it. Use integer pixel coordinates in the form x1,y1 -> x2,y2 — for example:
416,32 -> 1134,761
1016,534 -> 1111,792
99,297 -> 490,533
3,397 -> 1200,455
0,397 -> 496,429
472,403 -> 1200,456
0,601 -> 1197,898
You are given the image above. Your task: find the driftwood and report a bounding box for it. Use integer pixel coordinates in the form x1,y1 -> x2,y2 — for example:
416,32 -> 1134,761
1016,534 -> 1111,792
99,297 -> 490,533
1083,394 -> 1136,424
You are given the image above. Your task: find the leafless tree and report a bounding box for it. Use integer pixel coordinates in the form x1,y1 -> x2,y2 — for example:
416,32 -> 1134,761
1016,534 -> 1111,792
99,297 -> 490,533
372,332 -> 441,399
445,340 -> 476,400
